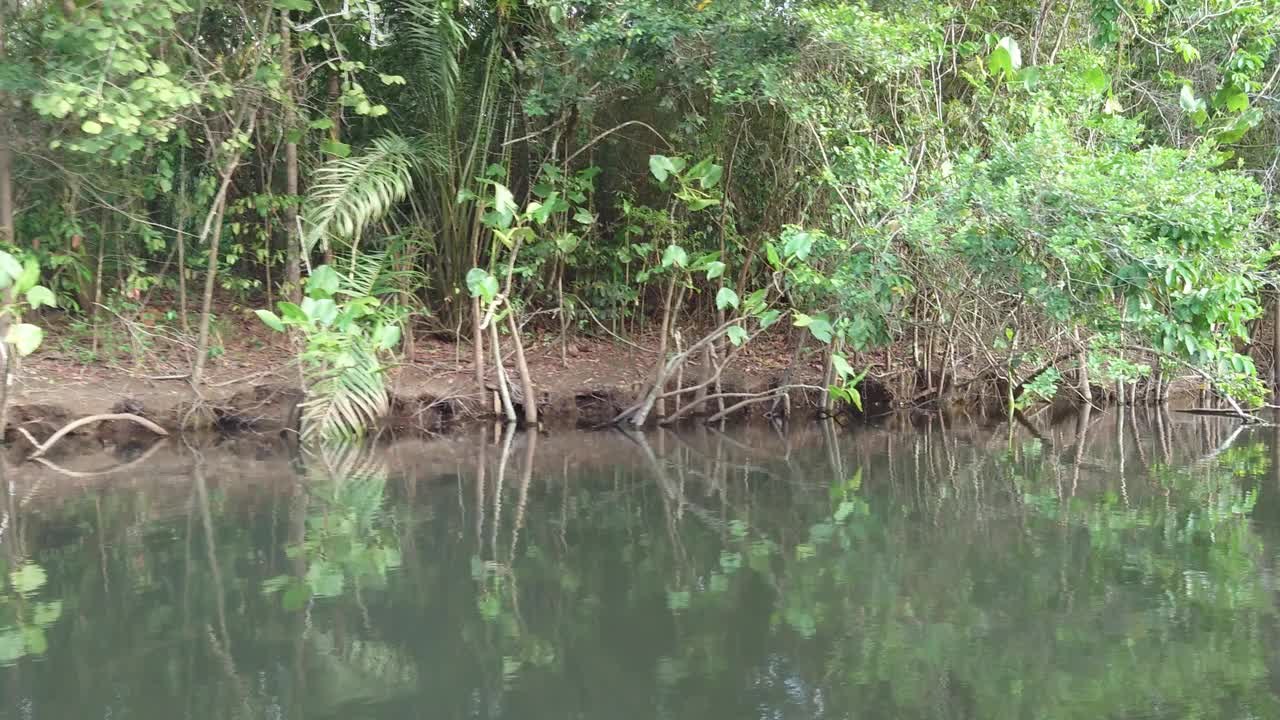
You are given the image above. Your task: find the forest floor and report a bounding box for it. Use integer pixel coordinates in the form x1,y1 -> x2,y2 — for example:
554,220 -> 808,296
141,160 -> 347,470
6,306 -> 822,443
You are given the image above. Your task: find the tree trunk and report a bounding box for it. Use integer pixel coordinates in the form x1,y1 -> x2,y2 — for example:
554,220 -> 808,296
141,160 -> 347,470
646,274 -> 678,423
1272,290 -> 1280,391
0,0 -> 13,246
1076,329 -> 1092,405
506,309 -> 537,426
191,130 -> 253,386
281,10 -> 302,303
192,195 -> 229,387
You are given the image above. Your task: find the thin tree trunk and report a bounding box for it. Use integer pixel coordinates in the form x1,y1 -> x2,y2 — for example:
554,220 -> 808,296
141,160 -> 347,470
1273,290 -> 1280,390
323,72 -> 341,267
472,296 -> 485,388
176,166 -> 191,335
0,0 -> 13,246
506,310 -> 537,426
282,10 -> 302,303
648,274 -> 678,422
489,321 -> 516,423
192,125 -> 254,386
192,196 -> 229,387
91,213 -> 107,357
1076,329 -> 1092,405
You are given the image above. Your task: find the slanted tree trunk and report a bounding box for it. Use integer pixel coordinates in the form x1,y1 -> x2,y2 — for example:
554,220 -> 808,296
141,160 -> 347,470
192,113 -> 256,386
506,310 -> 537,426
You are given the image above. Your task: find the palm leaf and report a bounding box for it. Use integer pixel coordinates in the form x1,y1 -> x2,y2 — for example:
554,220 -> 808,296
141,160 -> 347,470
402,0 -> 466,118
300,344 -> 390,442
302,134 -> 437,254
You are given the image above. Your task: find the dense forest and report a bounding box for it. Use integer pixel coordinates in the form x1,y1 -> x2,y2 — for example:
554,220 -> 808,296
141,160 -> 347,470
0,0 -> 1278,440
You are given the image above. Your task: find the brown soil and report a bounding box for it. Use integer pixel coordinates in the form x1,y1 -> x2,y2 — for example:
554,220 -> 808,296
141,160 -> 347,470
7,311 -> 827,453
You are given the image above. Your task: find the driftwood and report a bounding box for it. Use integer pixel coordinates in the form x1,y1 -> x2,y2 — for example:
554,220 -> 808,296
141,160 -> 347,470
17,413 -> 169,459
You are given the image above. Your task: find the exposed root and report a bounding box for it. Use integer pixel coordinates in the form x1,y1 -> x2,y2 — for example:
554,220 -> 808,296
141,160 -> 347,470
22,413 -> 169,459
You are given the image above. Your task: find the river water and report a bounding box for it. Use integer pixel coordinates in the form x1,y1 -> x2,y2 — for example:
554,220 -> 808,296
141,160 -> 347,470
2,409 -> 1279,719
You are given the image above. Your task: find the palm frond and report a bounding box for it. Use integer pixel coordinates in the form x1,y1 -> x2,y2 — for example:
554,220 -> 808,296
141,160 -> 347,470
342,250 -> 389,297
302,134 -> 434,254
300,344 -> 390,443
402,0 -> 465,116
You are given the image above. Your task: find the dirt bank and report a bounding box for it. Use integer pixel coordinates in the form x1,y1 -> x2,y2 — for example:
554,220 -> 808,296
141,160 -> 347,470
5,313 -> 835,455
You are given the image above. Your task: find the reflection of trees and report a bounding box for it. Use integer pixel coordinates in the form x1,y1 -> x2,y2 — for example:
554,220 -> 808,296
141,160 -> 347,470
3,413 -> 1280,719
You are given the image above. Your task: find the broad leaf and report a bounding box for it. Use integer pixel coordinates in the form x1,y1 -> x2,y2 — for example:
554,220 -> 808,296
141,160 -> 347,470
716,287 -> 740,310
1083,67 -> 1109,94
662,244 -> 689,269
25,285 -> 56,309
649,154 -> 676,183
726,325 -> 748,346
306,265 -> 341,297
466,268 -> 500,302
705,261 -> 726,280
255,309 -> 286,332
278,302 -> 307,324
783,231 -> 814,260
5,323 -> 43,356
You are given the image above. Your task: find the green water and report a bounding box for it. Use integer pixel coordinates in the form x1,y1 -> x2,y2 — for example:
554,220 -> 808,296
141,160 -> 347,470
3,410 -> 1280,719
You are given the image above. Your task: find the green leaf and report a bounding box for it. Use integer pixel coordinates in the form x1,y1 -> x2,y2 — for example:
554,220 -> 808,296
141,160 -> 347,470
648,154 -> 675,183
758,309 -> 781,329
0,251 -> 22,286
274,0 -> 311,10
6,323 -> 42,356
1213,85 -> 1248,112
716,287 -> 740,311
1083,67 -> 1109,94
700,164 -> 723,189
25,285 -> 55,309
662,244 -> 688,269
489,183 -> 517,228
726,325 -> 748,346
573,209 -> 595,225
783,231 -> 814,260
81,120 -> 103,135
466,268 -> 499,302
278,302 -> 307,323
831,353 -> 855,380
372,322 -> 401,351
300,297 -> 338,326
308,117 -> 335,130
807,315 -> 834,343
1179,84 -> 1205,115
555,232 -> 580,254
319,139 -> 351,158
988,37 -> 1021,79
15,260 -> 39,295
255,309 -> 286,332
306,265 -> 340,296
765,243 -> 781,269
705,261 -> 726,280
378,73 -> 407,86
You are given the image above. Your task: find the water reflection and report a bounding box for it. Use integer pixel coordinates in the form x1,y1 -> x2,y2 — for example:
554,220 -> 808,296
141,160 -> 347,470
2,410 -> 1280,719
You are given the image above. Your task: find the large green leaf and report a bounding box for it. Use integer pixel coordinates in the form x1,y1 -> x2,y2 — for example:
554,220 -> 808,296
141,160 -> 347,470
716,287 -> 740,310
6,323 -> 43,356
256,309 -> 286,332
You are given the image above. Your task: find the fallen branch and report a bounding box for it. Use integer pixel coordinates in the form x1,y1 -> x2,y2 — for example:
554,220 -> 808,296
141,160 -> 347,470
23,413 -> 169,459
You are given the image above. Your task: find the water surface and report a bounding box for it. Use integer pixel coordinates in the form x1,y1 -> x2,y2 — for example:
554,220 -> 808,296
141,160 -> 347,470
3,409 -> 1280,719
